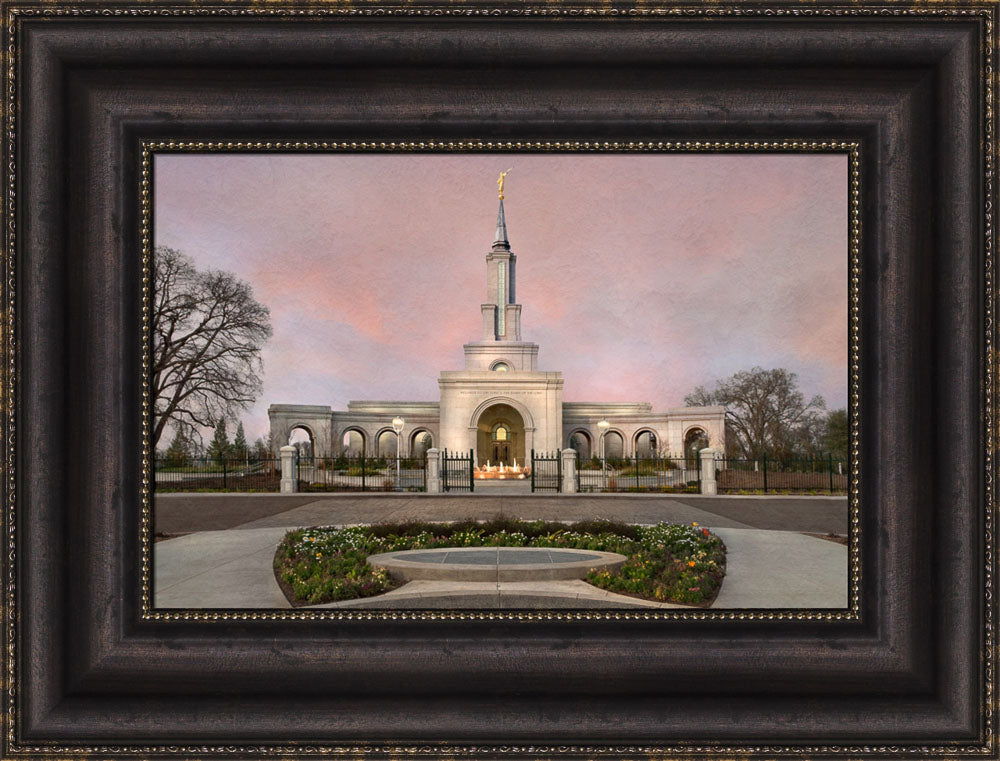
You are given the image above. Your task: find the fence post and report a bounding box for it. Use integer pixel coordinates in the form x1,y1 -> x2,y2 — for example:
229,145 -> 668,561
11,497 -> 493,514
762,452 -> 768,493
425,448 -> 441,493
561,448 -> 577,494
699,448 -> 718,495
279,445 -> 298,493
829,452 -> 834,493
361,453 -> 366,492
222,458 -> 228,490
531,449 -> 535,492
469,449 -> 475,492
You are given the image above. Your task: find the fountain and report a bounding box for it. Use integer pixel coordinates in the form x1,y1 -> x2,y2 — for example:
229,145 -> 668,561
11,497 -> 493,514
474,457 -> 530,480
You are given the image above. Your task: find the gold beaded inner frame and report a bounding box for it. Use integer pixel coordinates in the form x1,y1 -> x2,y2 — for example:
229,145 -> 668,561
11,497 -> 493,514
140,139 -> 862,623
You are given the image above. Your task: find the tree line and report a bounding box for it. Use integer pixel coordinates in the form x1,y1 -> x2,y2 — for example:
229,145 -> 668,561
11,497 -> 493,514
159,418 -> 274,467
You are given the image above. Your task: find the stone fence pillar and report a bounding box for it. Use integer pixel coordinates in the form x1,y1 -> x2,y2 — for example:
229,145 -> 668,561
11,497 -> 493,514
280,445 -> 298,494
561,448 -> 578,494
700,448 -> 719,495
425,448 -> 441,494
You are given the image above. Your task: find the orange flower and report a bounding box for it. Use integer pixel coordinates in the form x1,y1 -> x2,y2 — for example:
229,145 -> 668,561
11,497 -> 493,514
687,560 -> 696,568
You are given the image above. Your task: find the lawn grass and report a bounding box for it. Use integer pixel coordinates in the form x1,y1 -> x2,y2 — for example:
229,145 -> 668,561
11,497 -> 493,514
273,517 -> 726,607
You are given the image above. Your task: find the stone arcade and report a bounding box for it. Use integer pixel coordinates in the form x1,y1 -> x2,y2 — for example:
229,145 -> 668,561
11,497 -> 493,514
269,185 -> 725,465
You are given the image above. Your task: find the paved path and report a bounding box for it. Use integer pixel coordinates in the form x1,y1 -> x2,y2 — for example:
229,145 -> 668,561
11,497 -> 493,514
154,527 -> 289,609
153,525 -> 848,610
155,493 -> 848,535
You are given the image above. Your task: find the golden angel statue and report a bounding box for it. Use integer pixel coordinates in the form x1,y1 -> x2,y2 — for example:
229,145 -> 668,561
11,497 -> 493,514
497,168 -> 512,199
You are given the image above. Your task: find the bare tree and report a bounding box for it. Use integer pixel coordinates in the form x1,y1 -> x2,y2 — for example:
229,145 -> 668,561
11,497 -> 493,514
152,247 -> 272,450
685,367 -> 825,460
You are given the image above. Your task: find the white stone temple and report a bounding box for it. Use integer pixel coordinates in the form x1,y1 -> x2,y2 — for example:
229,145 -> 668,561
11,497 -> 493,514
269,189 -> 725,465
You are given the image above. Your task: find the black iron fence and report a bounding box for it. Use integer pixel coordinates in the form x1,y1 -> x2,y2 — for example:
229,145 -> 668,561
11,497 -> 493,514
576,453 -> 701,493
297,453 -> 426,492
442,448 -> 474,493
530,449 -> 561,492
716,454 -> 847,493
154,457 -> 282,492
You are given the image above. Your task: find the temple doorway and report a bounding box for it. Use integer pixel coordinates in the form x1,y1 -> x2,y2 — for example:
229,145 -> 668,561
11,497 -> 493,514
475,403 -> 526,467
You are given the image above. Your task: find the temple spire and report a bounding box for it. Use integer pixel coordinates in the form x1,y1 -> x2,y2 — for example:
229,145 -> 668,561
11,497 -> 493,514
493,198 -> 510,250
493,168 -> 512,250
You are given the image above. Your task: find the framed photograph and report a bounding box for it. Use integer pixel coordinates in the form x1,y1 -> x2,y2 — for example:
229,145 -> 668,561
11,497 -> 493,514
3,1 -> 994,757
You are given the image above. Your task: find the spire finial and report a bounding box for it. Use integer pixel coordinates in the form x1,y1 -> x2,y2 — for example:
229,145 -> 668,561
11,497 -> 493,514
493,197 -> 510,249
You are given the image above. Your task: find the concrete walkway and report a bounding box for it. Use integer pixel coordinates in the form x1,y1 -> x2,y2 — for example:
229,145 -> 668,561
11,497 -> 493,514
153,525 -> 848,610
155,493 -> 848,535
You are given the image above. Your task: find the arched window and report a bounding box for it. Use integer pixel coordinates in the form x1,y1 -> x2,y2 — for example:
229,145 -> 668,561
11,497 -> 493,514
492,362 -> 510,372
492,423 -> 510,441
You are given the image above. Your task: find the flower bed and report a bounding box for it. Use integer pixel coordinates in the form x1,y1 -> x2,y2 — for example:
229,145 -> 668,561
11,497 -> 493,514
274,518 -> 726,607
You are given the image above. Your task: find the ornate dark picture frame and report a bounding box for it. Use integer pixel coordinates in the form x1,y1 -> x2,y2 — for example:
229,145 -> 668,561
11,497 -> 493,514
3,2 -> 994,757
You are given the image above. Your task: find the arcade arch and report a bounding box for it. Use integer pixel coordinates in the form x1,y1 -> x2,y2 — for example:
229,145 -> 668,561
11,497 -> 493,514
410,429 -> 433,458
341,428 -> 367,456
684,427 -> 709,467
568,429 -> 592,461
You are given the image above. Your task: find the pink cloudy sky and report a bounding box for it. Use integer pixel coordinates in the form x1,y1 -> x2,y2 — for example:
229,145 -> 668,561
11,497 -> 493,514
153,153 -> 848,444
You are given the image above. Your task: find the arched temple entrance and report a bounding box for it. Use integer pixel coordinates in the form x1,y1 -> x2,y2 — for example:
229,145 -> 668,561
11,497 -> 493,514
475,403 -> 526,467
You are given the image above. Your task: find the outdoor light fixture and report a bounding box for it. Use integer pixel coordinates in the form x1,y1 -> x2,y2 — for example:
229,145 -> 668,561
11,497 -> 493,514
597,419 -> 610,489
392,416 -> 405,491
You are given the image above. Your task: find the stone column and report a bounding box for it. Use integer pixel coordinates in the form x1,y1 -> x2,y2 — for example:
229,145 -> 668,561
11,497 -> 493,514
426,448 -> 441,494
561,448 -> 578,494
700,448 -> 718,495
280,445 -> 298,494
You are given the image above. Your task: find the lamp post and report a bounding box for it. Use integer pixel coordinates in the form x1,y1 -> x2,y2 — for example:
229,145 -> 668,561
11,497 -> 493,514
392,416 -> 405,490
597,419 -> 610,490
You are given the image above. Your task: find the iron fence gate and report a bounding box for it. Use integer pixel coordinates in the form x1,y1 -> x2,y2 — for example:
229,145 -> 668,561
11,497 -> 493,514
154,456 -> 282,492
715,453 -> 847,493
575,453 -> 701,493
442,448 -> 474,493
530,449 -> 561,492
296,453 -> 426,492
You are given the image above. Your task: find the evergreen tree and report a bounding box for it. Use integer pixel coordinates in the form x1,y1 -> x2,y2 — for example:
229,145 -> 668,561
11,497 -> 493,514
233,421 -> 249,460
162,428 -> 192,468
207,418 -> 231,465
